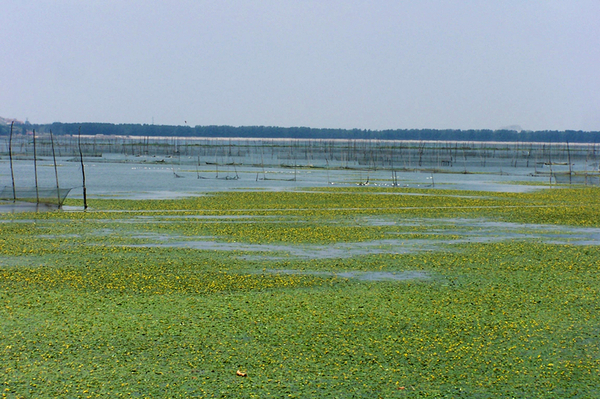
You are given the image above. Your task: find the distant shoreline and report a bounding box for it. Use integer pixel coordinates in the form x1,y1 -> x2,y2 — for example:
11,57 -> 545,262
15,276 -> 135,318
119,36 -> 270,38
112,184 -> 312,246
2,121 -> 599,143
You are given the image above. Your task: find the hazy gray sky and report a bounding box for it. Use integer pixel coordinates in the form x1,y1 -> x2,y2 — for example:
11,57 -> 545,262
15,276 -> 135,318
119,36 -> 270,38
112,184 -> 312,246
2,1 -> 599,131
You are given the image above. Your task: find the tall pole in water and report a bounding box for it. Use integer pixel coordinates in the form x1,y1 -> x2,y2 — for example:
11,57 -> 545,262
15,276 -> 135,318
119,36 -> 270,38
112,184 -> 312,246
567,141 -> 572,185
8,122 -> 16,202
50,130 -> 62,208
33,129 -> 39,204
78,126 -> 87,210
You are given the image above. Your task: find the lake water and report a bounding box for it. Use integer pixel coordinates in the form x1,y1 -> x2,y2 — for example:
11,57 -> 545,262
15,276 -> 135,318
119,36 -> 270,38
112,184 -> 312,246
1,155 -> 555,200
1,136 -> 598,200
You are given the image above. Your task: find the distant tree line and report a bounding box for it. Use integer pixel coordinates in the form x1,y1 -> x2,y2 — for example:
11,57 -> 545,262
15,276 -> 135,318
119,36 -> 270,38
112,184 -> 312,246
2,122 -> 600,143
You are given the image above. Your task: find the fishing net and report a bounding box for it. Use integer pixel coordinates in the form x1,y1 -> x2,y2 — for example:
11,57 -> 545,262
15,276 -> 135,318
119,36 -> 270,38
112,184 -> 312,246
552,173 -> 600,185
0,186 -> 72,206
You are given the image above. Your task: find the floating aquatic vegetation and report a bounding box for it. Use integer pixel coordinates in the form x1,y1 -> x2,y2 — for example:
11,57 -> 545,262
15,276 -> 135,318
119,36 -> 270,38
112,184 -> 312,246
1,187 -> 600,397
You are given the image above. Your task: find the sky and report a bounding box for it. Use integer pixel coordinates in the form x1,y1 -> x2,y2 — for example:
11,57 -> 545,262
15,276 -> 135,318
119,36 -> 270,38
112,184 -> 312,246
2,1 -> 599,131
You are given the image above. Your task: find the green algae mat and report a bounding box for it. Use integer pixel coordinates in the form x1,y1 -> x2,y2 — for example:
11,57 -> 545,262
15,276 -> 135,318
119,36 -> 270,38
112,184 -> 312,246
1,187 -> 600,397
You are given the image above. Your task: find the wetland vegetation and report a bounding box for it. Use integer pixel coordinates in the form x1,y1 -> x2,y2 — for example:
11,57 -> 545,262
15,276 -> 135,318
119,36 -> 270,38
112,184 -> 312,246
1,186 -> 600,397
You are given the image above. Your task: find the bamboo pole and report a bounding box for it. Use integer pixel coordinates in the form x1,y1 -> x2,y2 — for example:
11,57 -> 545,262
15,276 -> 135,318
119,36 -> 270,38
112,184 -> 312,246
33,129 -> 39,203
9,122 -> 16,202
78,126 -> 87,210
567,141 -> 572,185
50,130 -> 61,208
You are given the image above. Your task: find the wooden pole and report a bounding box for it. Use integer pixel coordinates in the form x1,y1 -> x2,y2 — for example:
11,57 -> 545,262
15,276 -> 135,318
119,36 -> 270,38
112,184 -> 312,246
567,141 -> 572,185
8,122 -> 16,202
33,129 -> 39,203
78,126 -> 87,210
50,130 -> 62,208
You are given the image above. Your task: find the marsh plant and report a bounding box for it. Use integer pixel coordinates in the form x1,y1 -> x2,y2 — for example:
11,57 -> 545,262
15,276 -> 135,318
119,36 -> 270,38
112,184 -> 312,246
1,186 -> 600,397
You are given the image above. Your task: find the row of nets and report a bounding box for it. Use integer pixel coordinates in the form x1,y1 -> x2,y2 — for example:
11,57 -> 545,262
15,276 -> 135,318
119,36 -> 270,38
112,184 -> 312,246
552,173 -> 600,185
0,186 -> 73,207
